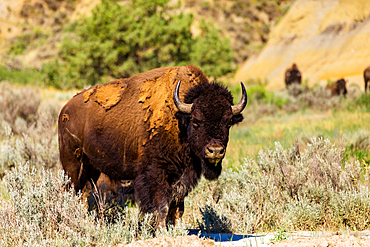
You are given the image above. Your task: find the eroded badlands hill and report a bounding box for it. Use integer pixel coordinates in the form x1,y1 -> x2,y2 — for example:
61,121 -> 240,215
234,0 -> 370,90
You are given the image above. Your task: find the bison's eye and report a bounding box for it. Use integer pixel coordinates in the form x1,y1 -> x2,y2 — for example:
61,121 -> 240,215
191,119 -> 201,128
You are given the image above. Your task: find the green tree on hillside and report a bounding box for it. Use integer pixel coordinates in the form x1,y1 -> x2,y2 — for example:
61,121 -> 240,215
43,0 -> 234,89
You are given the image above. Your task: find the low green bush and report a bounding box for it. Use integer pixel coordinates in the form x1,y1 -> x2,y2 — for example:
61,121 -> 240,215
343,132 -> 370,166
353,93 -> 370,112
0,67 -> 43,86
229,79 -> 289,109
248,82 -> 274,103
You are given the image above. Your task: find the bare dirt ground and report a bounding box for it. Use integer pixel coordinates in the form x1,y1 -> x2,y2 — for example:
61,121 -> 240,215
272,234 -> 370,247
119,235 -> 216,247
118,233 -> 370,247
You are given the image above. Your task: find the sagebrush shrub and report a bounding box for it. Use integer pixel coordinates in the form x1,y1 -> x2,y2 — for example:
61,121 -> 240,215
0,164 -> 188,246
0,82 -> 40,132
189,138 -> 370,233
0,82 -> 60,177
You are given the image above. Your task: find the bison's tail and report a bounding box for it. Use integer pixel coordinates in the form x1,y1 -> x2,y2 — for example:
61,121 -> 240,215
61,127 -> 91,193
64,127 -> 82,147
63,127 -> 85,180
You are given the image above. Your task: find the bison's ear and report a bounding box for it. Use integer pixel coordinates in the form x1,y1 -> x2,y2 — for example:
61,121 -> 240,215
231,114 -> 243,126
175,112 -> 190,133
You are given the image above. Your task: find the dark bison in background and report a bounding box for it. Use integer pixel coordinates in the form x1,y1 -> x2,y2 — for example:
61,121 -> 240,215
285,63 -> 302,88
326,78 -> 347,96
58,65 -> 247,228
364,66 -> 370,94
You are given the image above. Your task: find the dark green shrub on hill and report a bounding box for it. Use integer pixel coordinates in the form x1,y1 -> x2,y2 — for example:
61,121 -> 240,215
42,0 -> 234,89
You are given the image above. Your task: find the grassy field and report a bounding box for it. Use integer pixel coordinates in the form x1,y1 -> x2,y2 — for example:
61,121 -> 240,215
0,80 -> 369,245
225,109 -> 370,169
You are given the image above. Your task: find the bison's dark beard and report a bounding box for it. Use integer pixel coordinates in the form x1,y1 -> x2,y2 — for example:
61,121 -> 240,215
202,159 -> 222,180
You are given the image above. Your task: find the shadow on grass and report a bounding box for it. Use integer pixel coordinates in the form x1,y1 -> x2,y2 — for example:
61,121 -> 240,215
188,228 -> 273,244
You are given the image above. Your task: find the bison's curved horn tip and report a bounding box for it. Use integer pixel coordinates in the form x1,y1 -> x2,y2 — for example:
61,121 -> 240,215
231,82 -> 248,115
174,79 -> 193,114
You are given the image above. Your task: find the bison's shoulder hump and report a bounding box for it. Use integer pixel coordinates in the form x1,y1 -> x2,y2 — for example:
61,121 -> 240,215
138,65 -> 208,140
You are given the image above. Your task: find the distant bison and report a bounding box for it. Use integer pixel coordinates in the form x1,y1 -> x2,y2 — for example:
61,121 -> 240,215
326,78 -> 347,96
364,66 -> 370,94
285,63 -> 302,88
58,65 -> 247,228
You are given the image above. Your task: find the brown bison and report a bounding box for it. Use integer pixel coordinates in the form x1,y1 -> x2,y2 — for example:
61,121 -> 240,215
58,65 -> 247,228
326,78 -> 347,96
285,63 -> 302,88
364,66 -> 370,94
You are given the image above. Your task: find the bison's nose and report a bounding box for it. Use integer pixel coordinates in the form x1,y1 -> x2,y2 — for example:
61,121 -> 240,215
205,144 -> 225,163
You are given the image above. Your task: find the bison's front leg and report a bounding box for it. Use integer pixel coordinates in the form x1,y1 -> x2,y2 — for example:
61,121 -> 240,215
134,171 -> 172,229
167,199 -> 184,226
156,198 -> 170,229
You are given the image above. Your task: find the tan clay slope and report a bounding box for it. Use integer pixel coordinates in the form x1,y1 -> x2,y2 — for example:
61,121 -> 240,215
234,0 -> 370,90
0,0 -> 100,69
0,0 -> 100,40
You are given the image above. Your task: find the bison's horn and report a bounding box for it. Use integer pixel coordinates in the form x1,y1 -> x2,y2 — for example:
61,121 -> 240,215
174,80 -> 193,114
231,82 -> 248,115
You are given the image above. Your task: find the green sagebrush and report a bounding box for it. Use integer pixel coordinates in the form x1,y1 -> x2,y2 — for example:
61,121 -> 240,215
190,138 -> 370,233
42,0 -> 234,89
